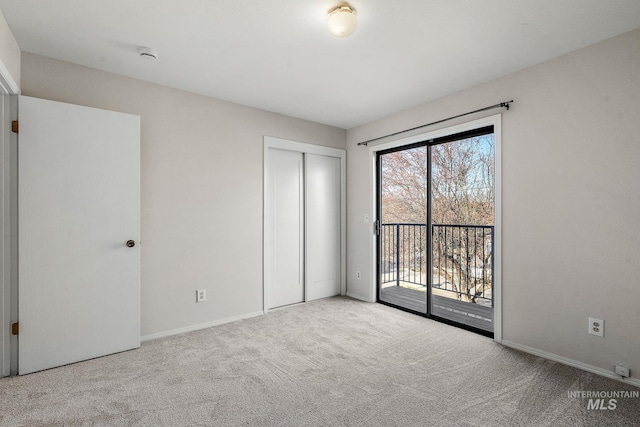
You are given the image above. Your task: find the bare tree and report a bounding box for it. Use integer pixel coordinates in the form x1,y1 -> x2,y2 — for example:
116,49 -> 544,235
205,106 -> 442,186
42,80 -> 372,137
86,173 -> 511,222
380,135 -> 495,303
431,135 -> 494,226
380,146 -> 427,224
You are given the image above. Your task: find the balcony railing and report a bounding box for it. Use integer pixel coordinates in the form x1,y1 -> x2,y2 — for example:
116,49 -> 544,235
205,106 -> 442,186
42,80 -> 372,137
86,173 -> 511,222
380,223 -> 494,306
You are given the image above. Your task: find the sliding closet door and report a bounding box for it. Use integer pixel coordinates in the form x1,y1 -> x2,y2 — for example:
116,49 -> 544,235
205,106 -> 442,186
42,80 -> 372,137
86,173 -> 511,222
266,148 -> 305,309
305,154 -> 341,301
264,137 -> 344,311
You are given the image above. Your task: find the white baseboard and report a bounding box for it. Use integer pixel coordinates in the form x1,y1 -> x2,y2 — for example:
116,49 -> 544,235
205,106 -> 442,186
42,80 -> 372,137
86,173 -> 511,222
141,310 -> 265,342
346,292 -> 373,303
501,340 -> 640,388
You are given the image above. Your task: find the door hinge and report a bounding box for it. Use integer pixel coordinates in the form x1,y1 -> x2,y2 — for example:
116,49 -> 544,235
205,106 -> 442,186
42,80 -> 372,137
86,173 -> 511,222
11,120 -> 18,134
11,322 -> 18,335
374,219 -> 380,235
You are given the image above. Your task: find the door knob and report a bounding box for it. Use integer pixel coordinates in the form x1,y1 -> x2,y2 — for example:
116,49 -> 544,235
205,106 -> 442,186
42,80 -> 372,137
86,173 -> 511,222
126,240 -> 135,248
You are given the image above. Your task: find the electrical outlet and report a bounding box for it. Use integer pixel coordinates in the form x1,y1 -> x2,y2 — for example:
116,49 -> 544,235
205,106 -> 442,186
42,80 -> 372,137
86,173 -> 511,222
364,214 -> 370,223
588,317 -> 604,337
615,364 -> 630,378
196,289 -> 206,303
356,271 -> 361,280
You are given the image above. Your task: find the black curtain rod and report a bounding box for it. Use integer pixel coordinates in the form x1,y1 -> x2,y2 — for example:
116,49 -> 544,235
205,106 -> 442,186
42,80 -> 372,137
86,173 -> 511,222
356,100 -> 514,146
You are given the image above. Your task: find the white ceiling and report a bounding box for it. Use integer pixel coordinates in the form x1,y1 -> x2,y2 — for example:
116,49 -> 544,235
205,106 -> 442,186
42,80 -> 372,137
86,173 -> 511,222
1,1 -> 640,129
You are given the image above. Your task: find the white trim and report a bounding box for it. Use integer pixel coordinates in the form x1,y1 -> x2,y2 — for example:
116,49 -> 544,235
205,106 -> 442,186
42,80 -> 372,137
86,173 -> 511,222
502,340 -> 640,388
264,136 -> 346,158
263,136 -> 346,313
0,95 -> 9,377
493,115 -> 502,343
346,292 -> 370,302
1,59 -> 19,377
141,310 -> 265,342
368,150 -> 377,303
367,114 -> 503,341
0,62 -> 19,96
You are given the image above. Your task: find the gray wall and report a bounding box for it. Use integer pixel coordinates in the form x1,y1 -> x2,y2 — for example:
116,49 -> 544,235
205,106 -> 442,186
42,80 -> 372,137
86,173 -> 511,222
16,28 -> 640,384
21,53 -> 346,337
346,29 -> 640,382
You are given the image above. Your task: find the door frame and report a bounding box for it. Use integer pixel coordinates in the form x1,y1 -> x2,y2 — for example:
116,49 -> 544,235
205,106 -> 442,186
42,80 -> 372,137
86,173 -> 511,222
263,136 -> 346,313
368,115 -> 502,342
1,66 -> 19,377
375,142 -> 430,315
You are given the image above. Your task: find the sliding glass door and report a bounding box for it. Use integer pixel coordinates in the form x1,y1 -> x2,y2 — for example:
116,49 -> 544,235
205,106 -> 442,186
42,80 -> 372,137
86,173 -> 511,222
378,144 -> 428,314
377,127 -> 495,335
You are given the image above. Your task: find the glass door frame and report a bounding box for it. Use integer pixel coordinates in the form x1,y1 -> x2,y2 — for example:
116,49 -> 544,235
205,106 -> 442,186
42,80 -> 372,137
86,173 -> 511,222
374,121 -> 499,338
376,141 -> 431,315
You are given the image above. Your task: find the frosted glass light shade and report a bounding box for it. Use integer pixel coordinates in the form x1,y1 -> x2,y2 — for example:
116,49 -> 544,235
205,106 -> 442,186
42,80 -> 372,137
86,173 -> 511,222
327,6 -> 357,37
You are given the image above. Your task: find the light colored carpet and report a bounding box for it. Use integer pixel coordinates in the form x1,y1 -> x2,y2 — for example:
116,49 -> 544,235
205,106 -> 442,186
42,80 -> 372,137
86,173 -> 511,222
0,296 -> 638,426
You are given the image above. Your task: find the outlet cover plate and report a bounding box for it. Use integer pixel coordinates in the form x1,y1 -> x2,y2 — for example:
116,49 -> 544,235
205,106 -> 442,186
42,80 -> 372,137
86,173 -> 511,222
615,364 -> 630,377
588,317 -> 604,337
196,289 -> 206,303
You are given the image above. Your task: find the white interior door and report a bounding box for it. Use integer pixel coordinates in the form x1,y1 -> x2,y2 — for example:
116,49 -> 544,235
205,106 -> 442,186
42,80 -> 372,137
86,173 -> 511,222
18,96 -> 140,375
305,153 -> 341,301
266,148 -> 304,309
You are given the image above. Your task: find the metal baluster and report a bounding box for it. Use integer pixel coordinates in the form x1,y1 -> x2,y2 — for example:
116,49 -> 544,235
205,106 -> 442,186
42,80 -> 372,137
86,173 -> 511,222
396,224 -> 400,287
458,226 -> 462,300
408,225 -> 416,283
445,226 -> 448,292
439,226 -> 442,290
420,224 -> 424,287
465,226 -> 469,302
482,227 -> 486,297
491,226 -> 494,308
473,227 -> 477,300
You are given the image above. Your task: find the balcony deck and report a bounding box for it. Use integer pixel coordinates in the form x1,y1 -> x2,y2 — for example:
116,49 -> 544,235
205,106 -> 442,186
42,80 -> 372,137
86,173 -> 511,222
380,285 -> 493,332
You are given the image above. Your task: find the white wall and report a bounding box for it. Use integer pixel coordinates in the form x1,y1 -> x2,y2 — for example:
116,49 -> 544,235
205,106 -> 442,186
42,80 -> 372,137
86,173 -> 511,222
0,8 -> 19,92
20,53 -> 346,337
346,29 -> 640,383
15,27 -> 640,384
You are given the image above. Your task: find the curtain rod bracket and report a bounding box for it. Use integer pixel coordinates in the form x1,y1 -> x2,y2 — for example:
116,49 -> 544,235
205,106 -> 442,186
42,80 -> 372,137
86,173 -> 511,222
357,100 -> 513,146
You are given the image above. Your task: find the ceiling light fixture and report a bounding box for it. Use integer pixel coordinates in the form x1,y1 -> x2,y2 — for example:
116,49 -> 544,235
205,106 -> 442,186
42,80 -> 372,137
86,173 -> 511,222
327,5 -> 357,37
